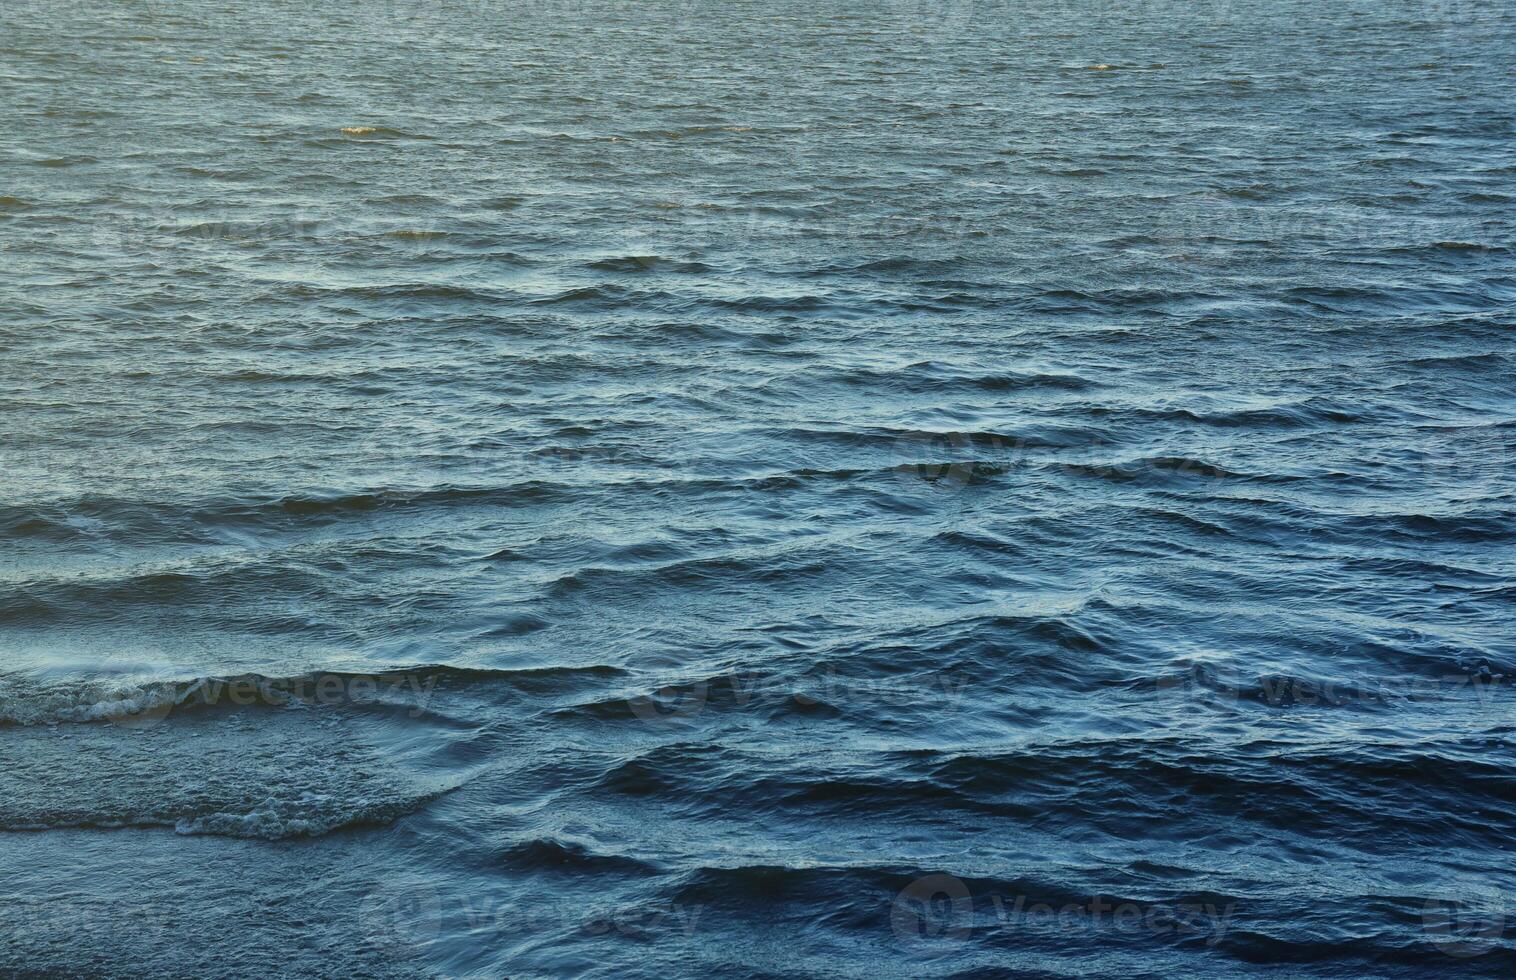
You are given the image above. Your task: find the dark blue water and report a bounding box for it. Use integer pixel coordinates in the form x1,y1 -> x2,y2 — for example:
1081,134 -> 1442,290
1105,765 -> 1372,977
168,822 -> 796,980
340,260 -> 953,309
3,0 -> 1515,976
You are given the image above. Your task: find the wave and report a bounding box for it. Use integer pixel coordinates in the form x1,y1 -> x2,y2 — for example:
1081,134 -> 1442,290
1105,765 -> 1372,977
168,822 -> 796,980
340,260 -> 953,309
287,281 -> 507,303
1077,398 -> 1369,428
495,837 -> 663,875
378,228 -> 451,240
667,862 -> 1083,907
1137,663 -> 1508,709
528,284 -> 833,313
782,424 -> 1103,451
565,732 -> 1516,848
1399,351 -> 1509,371
1339,509 -> 1516,543
825,361 -> 1097,394
32,155 -> 97,168
1054,455 -> 1275,484
1383,241 -> 1511,255
3,789 -> 447,841
584,255 -> 715,273
337,126 -> 429,139
0,482 -> 573,542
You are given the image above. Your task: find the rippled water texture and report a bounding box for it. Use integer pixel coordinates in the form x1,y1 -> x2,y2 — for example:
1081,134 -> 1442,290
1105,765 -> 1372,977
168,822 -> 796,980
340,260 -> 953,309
3,0 -> 1515,976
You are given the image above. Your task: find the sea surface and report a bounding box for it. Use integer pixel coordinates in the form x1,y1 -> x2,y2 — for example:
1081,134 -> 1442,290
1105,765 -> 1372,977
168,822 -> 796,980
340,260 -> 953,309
2,0 -> 1515,976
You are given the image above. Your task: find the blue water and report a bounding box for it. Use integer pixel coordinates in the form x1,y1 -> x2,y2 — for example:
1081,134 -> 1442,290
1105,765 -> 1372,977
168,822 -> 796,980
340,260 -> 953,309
2,0 -> 1515,976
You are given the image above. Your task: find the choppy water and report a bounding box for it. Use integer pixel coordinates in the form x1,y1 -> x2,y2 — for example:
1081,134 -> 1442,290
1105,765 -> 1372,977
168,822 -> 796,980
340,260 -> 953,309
3,0 -> 1516,976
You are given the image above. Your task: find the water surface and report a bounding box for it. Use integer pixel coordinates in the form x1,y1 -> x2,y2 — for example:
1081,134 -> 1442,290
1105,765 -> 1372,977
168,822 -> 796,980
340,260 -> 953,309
2,0 -> 1515,976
